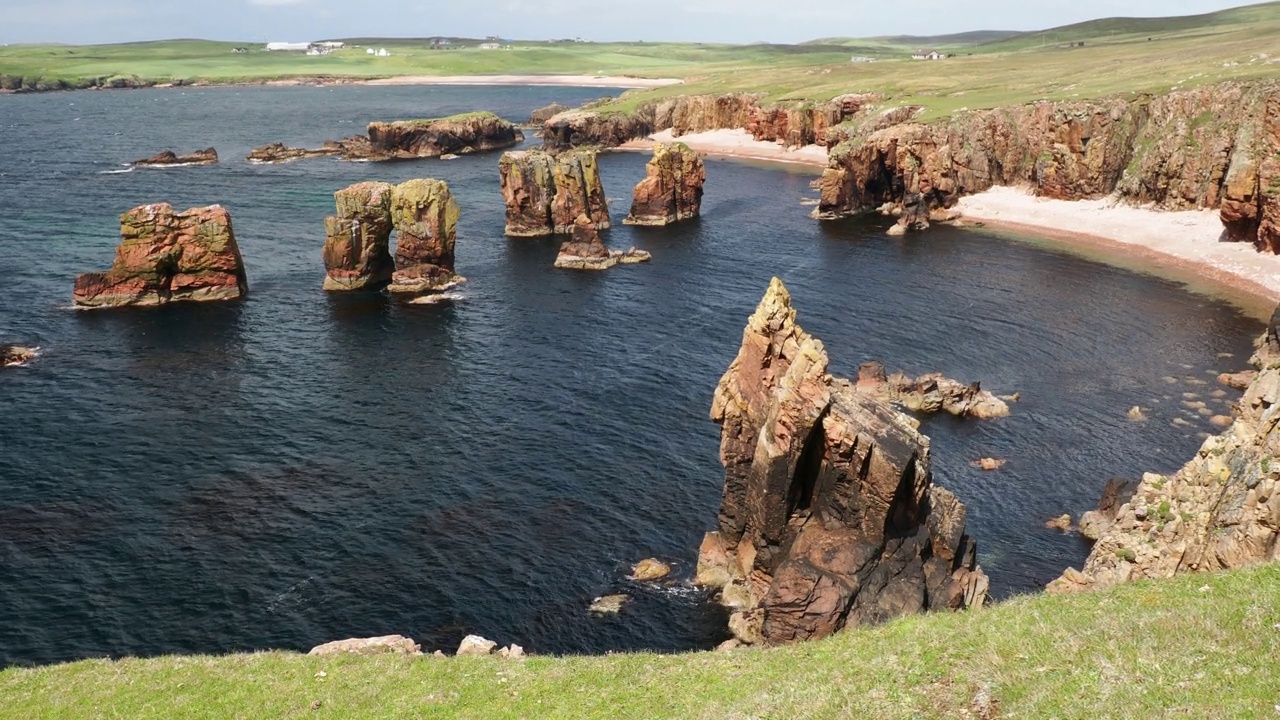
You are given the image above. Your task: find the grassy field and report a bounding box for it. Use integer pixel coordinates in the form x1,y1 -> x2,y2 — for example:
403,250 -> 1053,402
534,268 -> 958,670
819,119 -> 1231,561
2,563 -> 1278,719
4,2 -> 1279,119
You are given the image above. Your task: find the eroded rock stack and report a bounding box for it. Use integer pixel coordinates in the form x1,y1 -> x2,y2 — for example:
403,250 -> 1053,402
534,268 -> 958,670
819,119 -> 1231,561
699,278 -> 988,646
1051,313 -> 1280,592
553,214 -> 650,271
624,142 -> 705,226
322,182 -> 396,291
387,179 -> 463,294
497,149 -> 610,237
73,203 -> 248,308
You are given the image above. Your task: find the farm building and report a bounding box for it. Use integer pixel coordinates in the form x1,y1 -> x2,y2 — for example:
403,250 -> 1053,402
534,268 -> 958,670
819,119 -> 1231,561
266,42 -> 311,52
911,49 -> 946,60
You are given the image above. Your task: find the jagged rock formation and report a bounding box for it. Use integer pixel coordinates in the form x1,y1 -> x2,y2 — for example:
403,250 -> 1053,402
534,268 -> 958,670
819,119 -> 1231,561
1051,310 -> 1280,592
387,179 -> 463,294
1077,478 -> 1140,541
73,204 -> 248,308
852,361 -> 1010,419
554,214 -> 650,270
1,345 -> 38,368
528,103 -> 569,125
498,148 -> 611,236
322,182 -> 396,291
698,278 -> 987,646
246,141 -> 346,164
624,143 -> 706,226
130,148 -> 218,167
367,112 -> 523,159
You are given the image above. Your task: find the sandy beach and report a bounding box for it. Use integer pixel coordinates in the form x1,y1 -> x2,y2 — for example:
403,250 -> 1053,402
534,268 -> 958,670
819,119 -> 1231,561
363,75 -> 683,89
618,129 -> 828,167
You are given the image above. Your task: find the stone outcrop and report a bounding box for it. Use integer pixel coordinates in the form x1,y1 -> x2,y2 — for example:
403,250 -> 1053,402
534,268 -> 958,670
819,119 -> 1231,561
73,204 -> 248,308
247,141 -> 345,164
367,112 -> 523,160
130,148 -> 218,167
309,635 -> 421,656
322,182 -> 396,291
699,278 -> 987,646
322,179 -> 463,295
851,361 -> 1010,419
528,102 -> 569,125
386,179 -> 463,294
554,214 -> 651,270
624,142 -> 706,226
542,110 -> 653,152
497,149 -> 610,236
1077,478 -> 1140,541
1,345 -> 38,368
1050,311 -> 1280,593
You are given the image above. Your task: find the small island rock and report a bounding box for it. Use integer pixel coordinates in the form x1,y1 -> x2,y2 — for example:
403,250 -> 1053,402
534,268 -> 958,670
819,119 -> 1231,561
628,558 -> 672,582
624,142 -> 706,226
130,148 -> 218,167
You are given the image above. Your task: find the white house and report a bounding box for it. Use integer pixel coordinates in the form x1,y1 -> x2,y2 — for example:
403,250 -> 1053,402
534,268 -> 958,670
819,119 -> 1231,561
366,48 -> 375,54
375,48 -> 391,57
478,42 -> 501,50
266,42 -> 311,52
911,49 -> 945,60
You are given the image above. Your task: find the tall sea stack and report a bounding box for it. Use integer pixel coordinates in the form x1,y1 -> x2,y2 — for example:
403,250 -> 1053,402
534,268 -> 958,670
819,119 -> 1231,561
322,182 -> 396,291
624,142 -> 705,226
498,148 -> 610,236
387,179 -> 463,295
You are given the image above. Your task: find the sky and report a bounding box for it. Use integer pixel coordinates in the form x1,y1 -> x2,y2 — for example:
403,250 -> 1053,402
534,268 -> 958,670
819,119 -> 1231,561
0,0 -> 1263,45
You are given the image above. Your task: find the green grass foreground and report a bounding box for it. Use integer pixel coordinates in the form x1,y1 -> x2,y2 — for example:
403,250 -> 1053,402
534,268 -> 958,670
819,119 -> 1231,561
3,564 -> 1278,719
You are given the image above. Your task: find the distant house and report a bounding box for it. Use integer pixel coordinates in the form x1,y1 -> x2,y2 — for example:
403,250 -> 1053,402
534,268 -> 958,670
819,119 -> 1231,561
315,41 -> 345,50
266,42 -> 311,52
478,42 -> 501,50
375,48 -> 391,57
232,47 -> 249,54
911,49 -> 945,60
849,56 -> 875,63
367,48 -> 376,54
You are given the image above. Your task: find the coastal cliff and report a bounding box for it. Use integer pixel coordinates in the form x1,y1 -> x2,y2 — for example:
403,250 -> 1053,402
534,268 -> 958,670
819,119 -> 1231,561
249,112 -> 522,163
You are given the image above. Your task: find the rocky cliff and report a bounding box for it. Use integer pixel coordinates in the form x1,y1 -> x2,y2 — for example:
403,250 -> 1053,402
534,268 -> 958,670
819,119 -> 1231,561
498,149 -> 611,236
73,204 -> 248,308
699,278 -> 987,646
624,142 -> 705,226
1051,311 -> 1280,593
386,179 -> 463,295
367,112 -> 523,160
322,182 -> 396,291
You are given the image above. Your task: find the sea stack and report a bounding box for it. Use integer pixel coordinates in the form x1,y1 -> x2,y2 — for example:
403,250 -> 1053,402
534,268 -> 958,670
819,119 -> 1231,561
698,278 -> 987,646
73,203 -> 248,308
624,142 -> 705,226
322,182 -> 396,291
498,148 -> 610,237
553,214 -> 650,270
387,179 -> 464,294
365,112 -> 523,160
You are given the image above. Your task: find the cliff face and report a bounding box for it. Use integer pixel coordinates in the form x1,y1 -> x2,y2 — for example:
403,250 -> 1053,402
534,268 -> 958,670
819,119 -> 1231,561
700,278 -> 987,646
1052,311 -> 1280,592
815,81 -> 1280,250
498,149 -> 610,236
387,179 -> 461,294
323,182 -> 396,291
367,112 -> 523,159
551,150 -> 611,234
73,204 -> 248,308
624,142 -> 706,226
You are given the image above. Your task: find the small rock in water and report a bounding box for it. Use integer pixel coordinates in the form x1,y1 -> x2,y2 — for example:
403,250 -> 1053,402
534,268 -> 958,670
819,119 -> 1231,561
1210,415 -> 1234,427
1127,406 -> 1147,421
1217,370 -> 1256,390
628,558 -> 672,582
1182,392 -> 1200,400
1,345 -> 38,368
998,392 -> 1021,403
1162,376 -> 1180,385
588,594 -> 628,615
1044,514 -> 1073,532
456,635 -> 497,656
972,457 -> 1005,471
1182,400 -> 1206,410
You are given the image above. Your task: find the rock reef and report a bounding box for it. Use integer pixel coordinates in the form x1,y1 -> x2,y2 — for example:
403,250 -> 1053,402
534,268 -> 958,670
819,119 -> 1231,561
1051,309 -> 1280,592
323,179 -> 463,295
1,345 -> 38,368
130,148 -> 218,167
624,142 -> 705,226
247,141 -> 346,164
498,149 -> 610,236
73,203 -> 248,308
699,278 -> 987,646
851,361 -> 1010,419
249,112 -> 522,163
554,214 -> 650,270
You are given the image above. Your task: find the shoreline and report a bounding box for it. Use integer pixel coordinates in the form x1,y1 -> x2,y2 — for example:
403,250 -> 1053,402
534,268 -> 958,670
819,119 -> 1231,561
0,74 -> 683,96
618,129 -> 828,168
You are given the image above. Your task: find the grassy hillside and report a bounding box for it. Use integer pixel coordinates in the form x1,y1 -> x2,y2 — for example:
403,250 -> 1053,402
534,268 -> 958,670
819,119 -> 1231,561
2,563 -> 1278,719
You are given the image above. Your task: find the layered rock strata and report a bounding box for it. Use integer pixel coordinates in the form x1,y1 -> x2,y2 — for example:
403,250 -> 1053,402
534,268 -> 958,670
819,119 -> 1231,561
130,148 -> 218,167
624,143 -> 706,226
247,141 -> 345,164
553,214 -> 650,270
322,182 -> 396,291
852,361 -> 1010,419
73,204 -> 248,308
250,112 -> 522,163
1051,311 -> 1280,592
497,149 -> 610,236
386,179 -> 463,294
699,278 -> 987,646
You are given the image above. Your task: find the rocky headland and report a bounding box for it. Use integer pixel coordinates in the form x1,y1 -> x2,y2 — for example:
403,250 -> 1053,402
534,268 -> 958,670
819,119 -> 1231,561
73,203 -> 248,308
553,214 -> 651,270
249,112 -> 522,164
130,148 -> 218,167
624,142 -> 705,226
698,278 -> 987,646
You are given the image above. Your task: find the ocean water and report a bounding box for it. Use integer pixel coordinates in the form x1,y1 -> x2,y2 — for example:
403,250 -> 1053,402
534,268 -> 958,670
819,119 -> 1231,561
0,84 -> 1263,667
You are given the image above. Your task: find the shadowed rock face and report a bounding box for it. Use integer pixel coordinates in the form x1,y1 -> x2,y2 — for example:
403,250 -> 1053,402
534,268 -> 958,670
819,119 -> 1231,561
553,214 -> 651,271
1051,309 -> 1280,593
387,179 -> 462,294
322,182 -> 396,291
73,204 -> 248,308
130,148 -> 218,167
700,278 -> 987,646
624,142 -> 705,226
541,110 -> 652,152
528,103 -> 569,126
367,112 -> 523,159
498,149 -> 610,237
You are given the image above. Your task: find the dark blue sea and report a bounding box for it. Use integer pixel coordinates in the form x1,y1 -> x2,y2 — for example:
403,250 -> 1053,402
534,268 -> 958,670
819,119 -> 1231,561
0,84 -> 1263,667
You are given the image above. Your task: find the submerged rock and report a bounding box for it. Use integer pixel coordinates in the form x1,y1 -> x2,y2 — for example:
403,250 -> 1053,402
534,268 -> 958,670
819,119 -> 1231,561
700,278 -> 987,646
308,635 -> 421,656
73,203 -> 248,308
851,361 -> 1010,419
386,178 -> 464,295
1,345 -> 38,368
624,142 -> 705,226
588,594 -> 628,615
130,148 -> 218,167
628,558 -> 672,582
322,182 -> 396,291
554,215 -> 650,271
